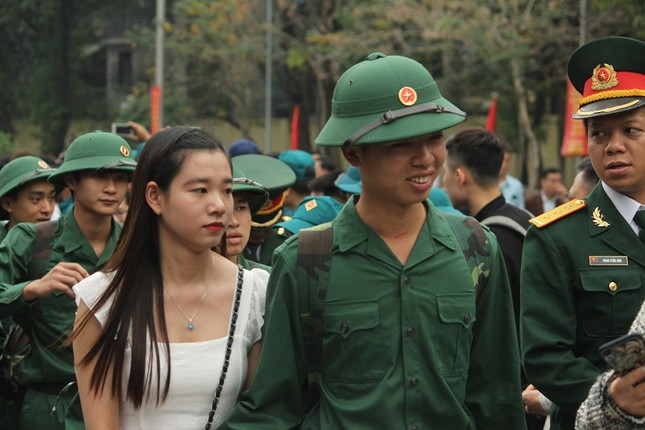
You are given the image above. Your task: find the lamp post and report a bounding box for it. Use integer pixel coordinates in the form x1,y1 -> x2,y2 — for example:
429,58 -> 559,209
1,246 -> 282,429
152,0 -> 165,132
264,0 -> 273,153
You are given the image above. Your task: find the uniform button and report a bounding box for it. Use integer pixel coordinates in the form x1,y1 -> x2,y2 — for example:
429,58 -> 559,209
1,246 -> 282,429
403,277 -> 411,286
411,426 -> 419,430
608,281 -> 618,292
406,327 -> 415,336
341,322 -> 350,333
409,377 -> 419,387
463,313 -> 471,324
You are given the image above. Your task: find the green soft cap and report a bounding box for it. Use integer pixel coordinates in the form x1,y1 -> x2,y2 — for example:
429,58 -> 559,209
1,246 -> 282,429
0,156 -> 56,198
48,131 -> 137,185
315,53 -> 466,147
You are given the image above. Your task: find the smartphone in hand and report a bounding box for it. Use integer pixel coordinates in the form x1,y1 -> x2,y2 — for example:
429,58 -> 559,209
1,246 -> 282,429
599,333 -> 645,375
111,123 -> 133,137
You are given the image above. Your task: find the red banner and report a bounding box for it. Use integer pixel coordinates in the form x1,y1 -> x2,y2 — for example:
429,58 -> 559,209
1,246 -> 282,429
290,104 -> 300,150
561,79 -> 587,157
485,95 -> 497,132
150,86 -> 162,134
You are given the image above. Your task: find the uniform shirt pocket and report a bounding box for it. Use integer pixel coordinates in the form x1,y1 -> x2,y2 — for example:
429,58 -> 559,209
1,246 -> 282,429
435,293 -> 476,377
322,300 -> 388,384
579,268 -> 641,337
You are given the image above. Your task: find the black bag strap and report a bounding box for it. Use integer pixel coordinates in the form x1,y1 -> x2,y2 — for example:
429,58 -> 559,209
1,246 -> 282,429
297,223 -> 333,410
28,220 -> 57,280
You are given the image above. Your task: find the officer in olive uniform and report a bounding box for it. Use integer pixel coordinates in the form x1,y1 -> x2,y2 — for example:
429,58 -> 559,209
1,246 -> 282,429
0,131 -> 136,429
222,53 -> 525,429
521,36 -> 645,430
227,162 -> 269,271
234,154 -> 296,266
0,156 -> 57,429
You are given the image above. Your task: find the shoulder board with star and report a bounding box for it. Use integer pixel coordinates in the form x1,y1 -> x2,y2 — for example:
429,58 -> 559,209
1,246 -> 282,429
529,199 -> 587,228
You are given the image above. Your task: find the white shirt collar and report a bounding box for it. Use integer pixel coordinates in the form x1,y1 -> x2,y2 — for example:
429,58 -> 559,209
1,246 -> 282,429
602,182 -> 644,234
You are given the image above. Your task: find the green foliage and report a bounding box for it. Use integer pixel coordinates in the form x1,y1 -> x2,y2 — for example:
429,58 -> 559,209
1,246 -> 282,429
0,132 -> 16,155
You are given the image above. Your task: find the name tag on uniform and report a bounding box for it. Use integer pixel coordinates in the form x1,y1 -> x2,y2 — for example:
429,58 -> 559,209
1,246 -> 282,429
589,256 -> 628,266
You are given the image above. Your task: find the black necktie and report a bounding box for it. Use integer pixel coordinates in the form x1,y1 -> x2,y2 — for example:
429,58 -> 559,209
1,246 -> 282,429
633,210 -> 645,245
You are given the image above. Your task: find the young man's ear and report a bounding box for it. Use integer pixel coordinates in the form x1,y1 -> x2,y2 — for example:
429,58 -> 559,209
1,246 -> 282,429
0,196 -> 13,213
64,173 -> 78,192
455,167 -> 469,187
341,146 -> 362,167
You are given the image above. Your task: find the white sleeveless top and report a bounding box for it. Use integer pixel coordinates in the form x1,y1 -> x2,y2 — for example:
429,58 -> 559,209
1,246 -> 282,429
73,267 -> 269,430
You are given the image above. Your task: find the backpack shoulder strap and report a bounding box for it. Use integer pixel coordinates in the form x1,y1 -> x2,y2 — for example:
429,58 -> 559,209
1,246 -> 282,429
28,220 -> 57,280
444,214 -> 492,300
481,215 -> 528,237
297,223 -> 333,409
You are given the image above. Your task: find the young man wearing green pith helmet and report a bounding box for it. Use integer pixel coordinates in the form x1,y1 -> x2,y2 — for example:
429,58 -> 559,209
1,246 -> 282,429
0,156 -> 57,241
221,53 -> 526,429
520,36 -> 645,430
0,131 -> 136,430
0,155 -> 57,429
224,162 -> 270,271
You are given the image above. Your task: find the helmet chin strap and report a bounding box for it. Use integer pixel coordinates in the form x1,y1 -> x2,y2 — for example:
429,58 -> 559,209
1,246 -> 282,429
342,102 -> 466,148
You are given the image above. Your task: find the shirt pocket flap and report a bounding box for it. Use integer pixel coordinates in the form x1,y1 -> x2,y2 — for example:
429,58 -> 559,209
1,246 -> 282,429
580,269 -> 640,297
437,293 -> 476,328
324,301 -> 379,340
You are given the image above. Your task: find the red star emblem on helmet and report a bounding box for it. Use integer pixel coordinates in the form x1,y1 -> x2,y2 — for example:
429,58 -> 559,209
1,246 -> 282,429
398,86 -> 417,106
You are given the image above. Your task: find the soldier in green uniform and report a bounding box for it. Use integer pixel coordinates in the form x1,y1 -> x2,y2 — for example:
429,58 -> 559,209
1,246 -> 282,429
273,195 -> 344,239
234,154 -> 296,266
0,156 -> 57,429
0,156 -> 57,241
221,53 -> 526,429
0,131 -> 136,429
521,36 -> 645,430
226,162 -> 269,271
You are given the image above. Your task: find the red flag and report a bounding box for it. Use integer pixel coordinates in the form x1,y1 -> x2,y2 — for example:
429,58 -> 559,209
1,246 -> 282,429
485,95 -> 497,132
290,104 -> 300,150
561,79 -> 587,157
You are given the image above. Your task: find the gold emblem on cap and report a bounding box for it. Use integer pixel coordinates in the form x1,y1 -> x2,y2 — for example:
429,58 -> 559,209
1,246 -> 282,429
37,160 -> 49,169
120,145 -> 130,157
591,64 -> 618,91
305,199 -> 318,211
591,207 -> 610,227
398,86 -> 417,106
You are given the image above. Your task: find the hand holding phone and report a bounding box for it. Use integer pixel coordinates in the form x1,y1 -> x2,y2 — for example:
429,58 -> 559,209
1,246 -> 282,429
111,123 -> 133,137
599,333 -> 645,375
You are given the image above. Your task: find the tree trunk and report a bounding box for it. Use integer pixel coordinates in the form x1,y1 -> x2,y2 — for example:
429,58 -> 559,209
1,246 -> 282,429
511,58 -> 541,190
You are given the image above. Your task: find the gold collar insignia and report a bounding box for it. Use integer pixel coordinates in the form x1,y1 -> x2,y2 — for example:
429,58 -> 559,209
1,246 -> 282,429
592,207 -> 610,227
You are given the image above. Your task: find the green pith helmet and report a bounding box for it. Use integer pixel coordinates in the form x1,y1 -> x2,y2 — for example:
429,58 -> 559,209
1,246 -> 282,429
233,154 -> 296,228
0,156 -> 56,198
48,131 -> 137,185
232,163 -> 269,216
568,36 -> 645,119
315,52 -> 467,147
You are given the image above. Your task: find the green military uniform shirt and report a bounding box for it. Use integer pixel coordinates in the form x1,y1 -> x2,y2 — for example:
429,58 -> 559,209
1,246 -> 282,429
521,184 -> 645,430
0,213 -> 121,388
0,220 -> 9,243
237,254 -> 270,273
222,198 -> 526,429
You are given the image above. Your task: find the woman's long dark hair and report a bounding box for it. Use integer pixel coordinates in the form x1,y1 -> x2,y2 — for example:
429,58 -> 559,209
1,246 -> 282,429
72,126 -> 230,408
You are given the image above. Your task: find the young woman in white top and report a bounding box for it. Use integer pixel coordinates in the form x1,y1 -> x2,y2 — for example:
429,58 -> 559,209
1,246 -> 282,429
71,126 -> 268,429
